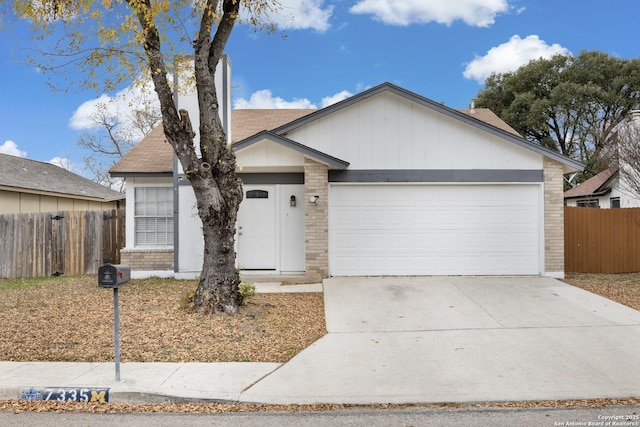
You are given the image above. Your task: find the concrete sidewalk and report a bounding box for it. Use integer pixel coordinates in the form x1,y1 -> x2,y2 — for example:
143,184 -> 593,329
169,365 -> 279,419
3,277 -> 640,405
0,361 -> 280,403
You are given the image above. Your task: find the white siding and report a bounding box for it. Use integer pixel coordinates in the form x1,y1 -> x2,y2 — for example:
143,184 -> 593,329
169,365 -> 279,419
235,140 -> 306,172
287,91 -> 542,170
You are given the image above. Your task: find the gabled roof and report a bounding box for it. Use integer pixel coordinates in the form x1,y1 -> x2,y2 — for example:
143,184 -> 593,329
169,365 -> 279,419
0,153 -> 123,201
564,167 -> 618,199
232,109 -> 315,142
109,125 -> 174,176
273,82 -> 584,173
110,109 -> 314,176
111,82 -> 584,176
234,131 -> 350,169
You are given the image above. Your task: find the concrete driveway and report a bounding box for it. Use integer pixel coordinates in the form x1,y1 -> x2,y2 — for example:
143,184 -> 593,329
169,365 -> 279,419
240,276 -> 640,404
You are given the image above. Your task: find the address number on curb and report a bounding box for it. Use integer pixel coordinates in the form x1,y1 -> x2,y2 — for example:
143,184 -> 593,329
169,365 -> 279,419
21,387 -> 109,402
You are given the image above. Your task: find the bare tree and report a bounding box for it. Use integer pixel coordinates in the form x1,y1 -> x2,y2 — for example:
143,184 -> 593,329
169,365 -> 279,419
77,96 -> 161,191
615,111 -> 640,199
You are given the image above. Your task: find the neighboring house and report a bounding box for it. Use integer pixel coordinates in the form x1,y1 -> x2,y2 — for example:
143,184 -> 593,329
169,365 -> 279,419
110,80 -> 583,280
564,167 -> 640,208
0,153 -> 124,214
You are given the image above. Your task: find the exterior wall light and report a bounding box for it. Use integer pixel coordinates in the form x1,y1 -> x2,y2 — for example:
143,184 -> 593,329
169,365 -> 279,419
309,195 -> 320,204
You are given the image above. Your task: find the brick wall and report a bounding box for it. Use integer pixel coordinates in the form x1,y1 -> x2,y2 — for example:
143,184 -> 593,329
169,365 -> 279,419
543,157 -> 565,276
304,158 -> 329,280
120,248 -> 174,271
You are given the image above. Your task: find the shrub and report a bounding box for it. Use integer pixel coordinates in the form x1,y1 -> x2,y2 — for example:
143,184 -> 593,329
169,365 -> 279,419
238,282 -> 255,305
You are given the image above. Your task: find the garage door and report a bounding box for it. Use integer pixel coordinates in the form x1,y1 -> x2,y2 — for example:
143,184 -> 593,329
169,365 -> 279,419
329,184 -> 541,276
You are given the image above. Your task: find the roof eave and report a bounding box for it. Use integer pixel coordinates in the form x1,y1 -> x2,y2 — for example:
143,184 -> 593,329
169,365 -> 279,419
0,184 -> 124,203
109,171 -> 173,178
564,188 -> 613,199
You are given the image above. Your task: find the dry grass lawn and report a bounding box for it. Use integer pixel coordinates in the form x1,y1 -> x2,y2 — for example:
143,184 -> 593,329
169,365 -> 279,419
563,272 -> 640,311
0,276 -> 326,363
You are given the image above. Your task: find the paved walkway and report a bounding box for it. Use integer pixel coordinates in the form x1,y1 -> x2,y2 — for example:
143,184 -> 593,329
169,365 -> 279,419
3,277 -> 640,404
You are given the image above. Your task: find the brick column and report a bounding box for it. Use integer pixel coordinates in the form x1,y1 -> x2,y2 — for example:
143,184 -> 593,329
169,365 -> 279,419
543,157 -> 565,278
304,157 -> 329,280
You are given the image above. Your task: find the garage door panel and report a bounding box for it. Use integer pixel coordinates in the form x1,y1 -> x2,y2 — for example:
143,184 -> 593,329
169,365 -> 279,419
329,184 -> 541,276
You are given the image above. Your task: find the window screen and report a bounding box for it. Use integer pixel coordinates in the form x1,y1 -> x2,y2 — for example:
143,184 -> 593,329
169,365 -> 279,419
134,187 -> 174,246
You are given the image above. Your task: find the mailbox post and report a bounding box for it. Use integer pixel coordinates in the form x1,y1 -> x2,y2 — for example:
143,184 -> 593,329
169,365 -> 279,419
98,264 -> 131,382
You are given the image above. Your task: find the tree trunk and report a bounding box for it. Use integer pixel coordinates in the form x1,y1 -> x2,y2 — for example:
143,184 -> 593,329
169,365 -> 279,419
127,0 -> 244,315
191,149 -> 243,314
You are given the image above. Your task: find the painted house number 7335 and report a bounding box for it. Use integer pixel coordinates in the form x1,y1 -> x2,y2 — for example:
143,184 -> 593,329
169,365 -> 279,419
43,388 -> 107,402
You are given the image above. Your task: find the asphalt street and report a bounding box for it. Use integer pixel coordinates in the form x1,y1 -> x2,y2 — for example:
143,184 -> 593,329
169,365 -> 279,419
2,405 -> 640,427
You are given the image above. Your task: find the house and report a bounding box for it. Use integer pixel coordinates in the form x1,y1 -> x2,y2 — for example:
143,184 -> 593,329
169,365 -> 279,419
564,167 -> 640,208
110,79 -> 583,280
0,153 -> 124,214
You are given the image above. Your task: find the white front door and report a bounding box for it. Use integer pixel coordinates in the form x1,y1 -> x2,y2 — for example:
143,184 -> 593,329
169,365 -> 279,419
237,186 -> 276,270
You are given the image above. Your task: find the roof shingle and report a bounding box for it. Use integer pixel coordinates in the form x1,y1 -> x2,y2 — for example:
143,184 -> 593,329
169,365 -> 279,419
564,167 -> 618,198
0,153 -> 123,201
110,109 -> 315,175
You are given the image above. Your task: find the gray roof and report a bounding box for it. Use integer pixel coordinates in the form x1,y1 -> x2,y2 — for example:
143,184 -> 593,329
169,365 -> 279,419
0,153 -> 124,201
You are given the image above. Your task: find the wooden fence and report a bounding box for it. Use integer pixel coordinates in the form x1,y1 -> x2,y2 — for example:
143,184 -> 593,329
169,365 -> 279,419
0,209 -> 125,279
565,206 -> 640,273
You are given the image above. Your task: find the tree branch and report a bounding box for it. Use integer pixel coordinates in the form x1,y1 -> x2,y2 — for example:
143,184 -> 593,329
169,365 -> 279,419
127,0 -> 199,173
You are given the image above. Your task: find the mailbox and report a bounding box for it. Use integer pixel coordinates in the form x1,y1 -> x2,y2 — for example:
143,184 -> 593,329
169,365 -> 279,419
98,264 -> 131,288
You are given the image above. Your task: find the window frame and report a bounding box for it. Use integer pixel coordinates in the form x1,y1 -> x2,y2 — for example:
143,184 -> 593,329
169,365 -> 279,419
610,197 -> 621,208
576,199 -> 600,208
133,186 -> 174,247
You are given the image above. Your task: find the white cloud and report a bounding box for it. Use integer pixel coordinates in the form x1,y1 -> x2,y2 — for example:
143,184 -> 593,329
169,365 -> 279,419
234,89 -> 316,109
463,35 -> 571,83
48,157 -> 75,172
320,90 -> 353,107
0,140 -> 27,157
69,79 -> 159,139
69,94 -> 112,130
349,0 -> 510,27
234,89 -> 354,109
255,0 -> 333,32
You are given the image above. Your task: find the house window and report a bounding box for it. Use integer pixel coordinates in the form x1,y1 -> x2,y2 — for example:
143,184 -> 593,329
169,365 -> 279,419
134,187 -> 173,246
576,199 -> 600,208
610,197 -> 621,208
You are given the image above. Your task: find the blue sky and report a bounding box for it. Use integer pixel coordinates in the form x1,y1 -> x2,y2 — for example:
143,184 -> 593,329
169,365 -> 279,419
1,0 -> 638,176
